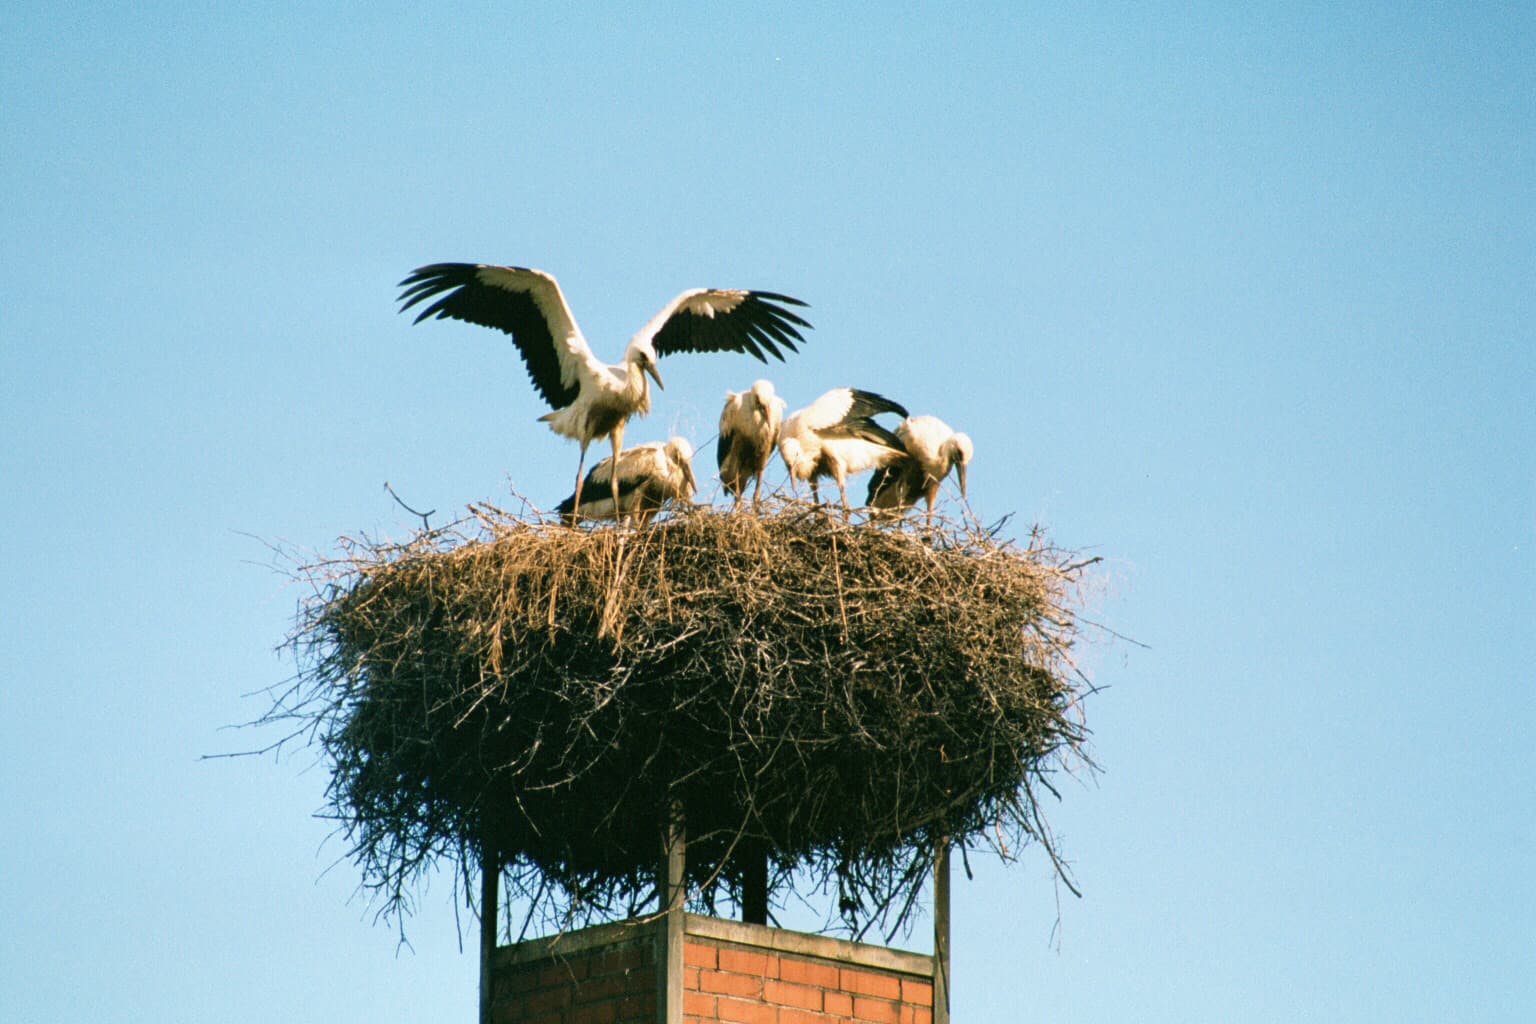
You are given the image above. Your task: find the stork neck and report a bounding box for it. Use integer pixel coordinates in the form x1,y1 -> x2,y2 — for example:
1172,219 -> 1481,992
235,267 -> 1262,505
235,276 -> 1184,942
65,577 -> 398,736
624,357 -> 652,411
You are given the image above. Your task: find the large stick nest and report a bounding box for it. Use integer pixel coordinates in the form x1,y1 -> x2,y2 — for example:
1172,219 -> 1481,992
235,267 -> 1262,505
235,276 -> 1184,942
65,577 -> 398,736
274,500 -> 1095,938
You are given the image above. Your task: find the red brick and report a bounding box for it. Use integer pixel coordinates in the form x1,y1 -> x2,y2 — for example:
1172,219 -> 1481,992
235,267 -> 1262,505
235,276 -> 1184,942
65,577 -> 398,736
523,985 -> 573,1014
765,979 -> 824,1011
685,966 -> 701,990
498,966 -> 542,996
498,1011 -> 560,1024
779,956 -> 840,988
701,970 -> 763,999
900,978 -> 933,1006
684,991 -> 718,1017
541,959 -> 588,987
575,972 -> 634,1001
719,946 -> 774,977
780,1009 -> 835,1024
824,990 -> 854,1015
853,995 -> 899,1023
717,995 -> 777,1024
899,1006 -> 932,1024
588,945 -> 647,976
614,992 -> 653,1019
841,968 -> 901,1000
571,1001 -> 618,1024
684,941 -> 719,968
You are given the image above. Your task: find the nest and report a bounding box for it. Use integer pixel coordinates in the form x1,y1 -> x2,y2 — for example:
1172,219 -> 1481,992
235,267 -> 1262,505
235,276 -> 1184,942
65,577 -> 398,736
271,500 -> 1095,939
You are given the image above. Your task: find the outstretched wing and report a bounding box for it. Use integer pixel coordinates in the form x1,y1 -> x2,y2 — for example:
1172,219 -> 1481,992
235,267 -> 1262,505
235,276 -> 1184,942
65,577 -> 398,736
800,387 -> 910,434
640,289 -> 811,363
841,388 -> 909,423
397,263 -> 596,409
821,415 -> 907,452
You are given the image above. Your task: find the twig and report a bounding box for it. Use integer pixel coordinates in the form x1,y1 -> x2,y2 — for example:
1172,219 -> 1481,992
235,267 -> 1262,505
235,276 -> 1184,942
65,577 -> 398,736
384,480 -> 435,531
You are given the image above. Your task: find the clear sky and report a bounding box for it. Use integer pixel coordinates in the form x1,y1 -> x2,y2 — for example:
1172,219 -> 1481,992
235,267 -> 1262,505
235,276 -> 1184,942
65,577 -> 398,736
3,3 -> 1532,1022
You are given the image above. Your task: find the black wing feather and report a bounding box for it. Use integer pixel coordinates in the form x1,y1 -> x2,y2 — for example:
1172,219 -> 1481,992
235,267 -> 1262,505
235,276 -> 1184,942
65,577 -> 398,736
716,432 -> 731,473
397,263 -> 578,409
652,291 -> 811,363
817,413 -> 906,454
844,389 -> 910,422
866,456 -> 922,506
557,470 -> 646,518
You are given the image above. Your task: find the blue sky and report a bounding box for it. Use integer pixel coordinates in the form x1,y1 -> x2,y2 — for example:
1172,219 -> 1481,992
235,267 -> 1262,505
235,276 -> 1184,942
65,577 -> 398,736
2,4 -> 1532,1021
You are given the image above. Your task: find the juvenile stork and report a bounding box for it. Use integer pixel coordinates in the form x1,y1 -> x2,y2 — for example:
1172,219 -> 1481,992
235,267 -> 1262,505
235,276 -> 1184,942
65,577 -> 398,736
717,379 -> 786,508
867,415 -> 975,522
398,263 -> 810,514
777,387 -> 909,511
556,438 -> 697,525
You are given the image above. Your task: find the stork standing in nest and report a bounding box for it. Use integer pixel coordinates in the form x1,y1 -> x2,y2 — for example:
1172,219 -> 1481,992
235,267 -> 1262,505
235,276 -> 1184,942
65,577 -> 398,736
717,379 -> 787,509
777,387 -> 909,512
398,263 -> 810,514
556,437 -> 697,525
867,415 -> 975,523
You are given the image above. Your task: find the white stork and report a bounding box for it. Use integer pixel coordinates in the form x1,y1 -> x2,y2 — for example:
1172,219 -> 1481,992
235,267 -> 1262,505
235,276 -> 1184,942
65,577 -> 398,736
556,437 -> 697,525
717,379 -> 787,508
867,415 -> 974,522
777,387 -> 909,511
398,263 -> 810,514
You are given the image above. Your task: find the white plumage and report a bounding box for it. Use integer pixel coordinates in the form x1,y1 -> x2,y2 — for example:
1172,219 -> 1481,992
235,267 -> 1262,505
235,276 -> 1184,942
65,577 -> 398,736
556,438 -> 697,525
867,415 -> 974,521
398,263 -> 809,514
777,387 -> 909,510
716,379 -> 787,508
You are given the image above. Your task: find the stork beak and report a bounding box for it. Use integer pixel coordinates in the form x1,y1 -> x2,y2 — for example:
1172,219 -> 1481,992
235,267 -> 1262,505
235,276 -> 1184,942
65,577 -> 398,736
955,460 -> 968,500
682,462 -> 697,496
646,359 -> 665,390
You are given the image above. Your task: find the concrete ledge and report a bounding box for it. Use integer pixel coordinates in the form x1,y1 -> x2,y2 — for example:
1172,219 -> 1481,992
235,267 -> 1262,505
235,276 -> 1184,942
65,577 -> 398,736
491,915 -> 933,979
683,914 -> 933,978
491,918 -> 655,968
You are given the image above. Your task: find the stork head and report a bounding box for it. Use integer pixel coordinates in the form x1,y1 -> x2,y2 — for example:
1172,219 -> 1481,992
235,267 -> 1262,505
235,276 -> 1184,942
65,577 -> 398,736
664,437 -> 696,497
629,341 -> 665,390
749,378 -> 777,417
947,432 -> 974,498
777,436 -> 806,478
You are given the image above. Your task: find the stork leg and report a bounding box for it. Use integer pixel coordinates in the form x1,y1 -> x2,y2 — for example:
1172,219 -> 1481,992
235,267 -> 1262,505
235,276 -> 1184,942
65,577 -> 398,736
608,422 -> 626,520
570,440 -> 591,524
835,472 -> 851,520
752,458 -> 766,509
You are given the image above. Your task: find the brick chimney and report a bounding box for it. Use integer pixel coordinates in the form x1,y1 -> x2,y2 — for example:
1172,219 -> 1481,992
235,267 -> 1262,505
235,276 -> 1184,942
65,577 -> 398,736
482,811 -> 951,1023
490,914 -> 940,1024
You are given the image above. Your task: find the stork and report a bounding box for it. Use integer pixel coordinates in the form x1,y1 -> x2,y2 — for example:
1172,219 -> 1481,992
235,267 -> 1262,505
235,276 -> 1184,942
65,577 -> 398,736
397,263 -> 810,514
777,387 -> 909,511
717,379 -> 786,508
867,415 -> 974,522
556,437 -> 697,525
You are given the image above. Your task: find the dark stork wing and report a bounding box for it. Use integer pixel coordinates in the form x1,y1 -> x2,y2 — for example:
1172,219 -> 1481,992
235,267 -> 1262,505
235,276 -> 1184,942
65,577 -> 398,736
820,415 -> 907,453
843,389 -> 909,422
557,461 -> 649,518
642,289 -> 812,363
867,456 -> 922,507
397,263 -> 587,409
